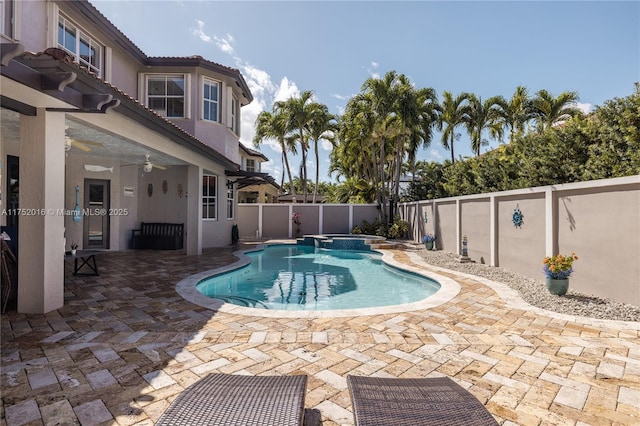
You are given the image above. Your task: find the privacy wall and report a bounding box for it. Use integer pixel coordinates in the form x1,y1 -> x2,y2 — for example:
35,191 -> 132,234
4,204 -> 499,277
237,204 -> 379,240
401,176 -> 640,307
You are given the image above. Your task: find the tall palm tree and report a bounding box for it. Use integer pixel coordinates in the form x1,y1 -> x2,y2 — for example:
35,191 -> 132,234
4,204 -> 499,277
253,106 -> 296,195
532,89 -> 583,132
465,94 -> 503,156
495,86 -> 536,142
276,90 -> 317,203
395,83 -> 439,204
438,91 -> 471,163
308,105 -> 338,203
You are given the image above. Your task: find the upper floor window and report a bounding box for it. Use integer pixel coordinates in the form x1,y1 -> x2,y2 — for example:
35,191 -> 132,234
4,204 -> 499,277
1,0 -> 15,39
58,15 -> 102,76
246,159 -> 256,173
147,75 -> 185,118
202,174 -> 217,220
203,77 -> 220,122
231,96 -> 239,134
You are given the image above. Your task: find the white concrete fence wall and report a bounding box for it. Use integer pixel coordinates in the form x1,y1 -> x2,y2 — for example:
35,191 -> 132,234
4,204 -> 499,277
399,175 -> 640,307
237,203 -> 379,240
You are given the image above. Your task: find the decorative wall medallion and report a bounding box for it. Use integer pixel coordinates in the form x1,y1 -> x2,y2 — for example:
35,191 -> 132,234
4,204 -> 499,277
177,184 -> 183,198
147,183 -> 153,197
512,206 -> 524,228
162,180 -> 168,194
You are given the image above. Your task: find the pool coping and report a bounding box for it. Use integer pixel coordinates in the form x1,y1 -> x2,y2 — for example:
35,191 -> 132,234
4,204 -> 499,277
175,244 -> 461,318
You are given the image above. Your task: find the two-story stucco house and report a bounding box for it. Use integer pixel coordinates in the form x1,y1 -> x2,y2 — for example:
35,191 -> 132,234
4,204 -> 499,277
0,0 -> 274,313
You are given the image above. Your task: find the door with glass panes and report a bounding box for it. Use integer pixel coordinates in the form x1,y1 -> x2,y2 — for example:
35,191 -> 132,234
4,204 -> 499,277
83,179 -> 110,249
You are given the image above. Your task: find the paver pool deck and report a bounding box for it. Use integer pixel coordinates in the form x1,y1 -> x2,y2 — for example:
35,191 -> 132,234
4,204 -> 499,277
1,244 -> 639,425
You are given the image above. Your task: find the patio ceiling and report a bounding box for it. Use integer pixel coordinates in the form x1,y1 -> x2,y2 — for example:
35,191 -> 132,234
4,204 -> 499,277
1,108 -> 188,169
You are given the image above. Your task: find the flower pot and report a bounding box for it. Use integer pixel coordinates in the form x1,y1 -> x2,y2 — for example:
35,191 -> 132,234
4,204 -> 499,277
71,249 -> 77,256
545,277 -> 569,296
424,241 -> 434,250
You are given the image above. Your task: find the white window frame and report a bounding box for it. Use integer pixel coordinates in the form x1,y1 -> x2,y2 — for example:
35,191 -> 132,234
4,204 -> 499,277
145,74 -> 187,118
231,95 -> 239,134
57,14 -> 103,76
202,174 -> 217,220
226,179 -> 235,219
246,158 -> 256,173
202,77 -> 221,123
0,0 -> 15,39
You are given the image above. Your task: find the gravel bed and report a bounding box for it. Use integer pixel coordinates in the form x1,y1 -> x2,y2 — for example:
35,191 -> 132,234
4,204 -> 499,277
416,248 -> 640,322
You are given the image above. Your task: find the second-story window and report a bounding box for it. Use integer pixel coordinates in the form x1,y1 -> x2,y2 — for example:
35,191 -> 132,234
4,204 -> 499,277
231,96 -> 239,134
246,159 -> 255,172
203,77 -> 220,122
58,15 -> 103,76
1,0 -> 15,39
147,75 -> 185,118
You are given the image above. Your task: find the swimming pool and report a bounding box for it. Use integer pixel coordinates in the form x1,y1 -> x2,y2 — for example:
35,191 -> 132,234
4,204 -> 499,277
195,245 -> 440,311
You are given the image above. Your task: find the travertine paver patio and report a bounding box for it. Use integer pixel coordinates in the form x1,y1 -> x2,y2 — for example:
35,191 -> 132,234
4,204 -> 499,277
1,245 -> 639,425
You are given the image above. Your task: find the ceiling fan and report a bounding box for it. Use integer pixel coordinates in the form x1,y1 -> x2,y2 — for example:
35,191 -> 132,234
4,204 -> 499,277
65,136 -> 103,152
142,154 -> 167,172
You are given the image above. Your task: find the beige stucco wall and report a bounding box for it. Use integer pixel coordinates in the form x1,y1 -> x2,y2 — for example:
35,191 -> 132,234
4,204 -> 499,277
461,198 -> 491,265
404,177 -> 640,307
352,205 -> 380,231
497,194 -> 546,279
322,205 -> 349,234
237,204 -> 259,239
556,184 -> 640,305
261,205 -> 291,238
435,202 -> 457,252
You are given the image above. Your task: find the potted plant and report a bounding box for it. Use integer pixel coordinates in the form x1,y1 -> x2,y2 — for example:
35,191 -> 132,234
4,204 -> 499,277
70,241 -> 78,255
542,252 -> 578,295
422,233 -> 436,250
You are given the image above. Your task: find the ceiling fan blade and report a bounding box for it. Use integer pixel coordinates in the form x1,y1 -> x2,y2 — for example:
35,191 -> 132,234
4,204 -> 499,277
72,141 -> 92,152
154,164 -> 167,170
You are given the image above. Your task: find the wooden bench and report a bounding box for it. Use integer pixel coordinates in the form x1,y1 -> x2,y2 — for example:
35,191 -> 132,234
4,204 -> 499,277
131,222 -> 184,250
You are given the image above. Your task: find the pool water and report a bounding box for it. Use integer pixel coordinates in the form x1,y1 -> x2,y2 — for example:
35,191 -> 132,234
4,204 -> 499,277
196,245 -> 440,310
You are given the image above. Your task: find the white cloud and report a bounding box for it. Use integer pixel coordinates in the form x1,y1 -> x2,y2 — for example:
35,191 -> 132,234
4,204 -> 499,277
428,148 -> 443,161
320,139 -> 334,151
574,102 -> 592,115
274,77 -> 300,103
214,33 -> 235,55
189,20 -> 212,43
367,61 -> 380,79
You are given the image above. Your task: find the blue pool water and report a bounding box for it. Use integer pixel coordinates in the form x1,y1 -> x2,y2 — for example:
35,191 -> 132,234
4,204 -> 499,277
196,245 -> 440,310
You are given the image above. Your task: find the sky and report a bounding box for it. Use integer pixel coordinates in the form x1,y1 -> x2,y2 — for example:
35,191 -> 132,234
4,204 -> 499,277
92,0 -> 640,184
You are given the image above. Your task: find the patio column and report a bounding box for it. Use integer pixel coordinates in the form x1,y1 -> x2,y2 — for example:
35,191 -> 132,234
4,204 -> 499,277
18,109 -> 66,314
186,165 -> 202,255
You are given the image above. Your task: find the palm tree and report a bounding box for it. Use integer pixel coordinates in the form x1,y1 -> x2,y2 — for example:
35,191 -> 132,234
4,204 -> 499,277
276,91 -> 318,203
438,91 -> 471,163
253,107 -> 296,194
495,86 -> 536,142
394,82 -> 439,205
308,104 -> 338,203
465,94 -> 503,156
532,89 -> 583,132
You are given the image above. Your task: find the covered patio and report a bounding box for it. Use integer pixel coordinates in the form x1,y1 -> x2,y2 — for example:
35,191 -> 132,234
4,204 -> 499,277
1,246 -> 639,425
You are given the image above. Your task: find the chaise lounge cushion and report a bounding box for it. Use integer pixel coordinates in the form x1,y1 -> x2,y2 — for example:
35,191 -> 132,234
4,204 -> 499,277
347,375 -> 498,426
155,373 -> 308,426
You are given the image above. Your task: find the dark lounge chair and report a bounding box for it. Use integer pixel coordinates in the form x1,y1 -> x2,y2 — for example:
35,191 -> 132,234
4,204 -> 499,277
347,375 -> 498,426
155,373 -> 308,426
